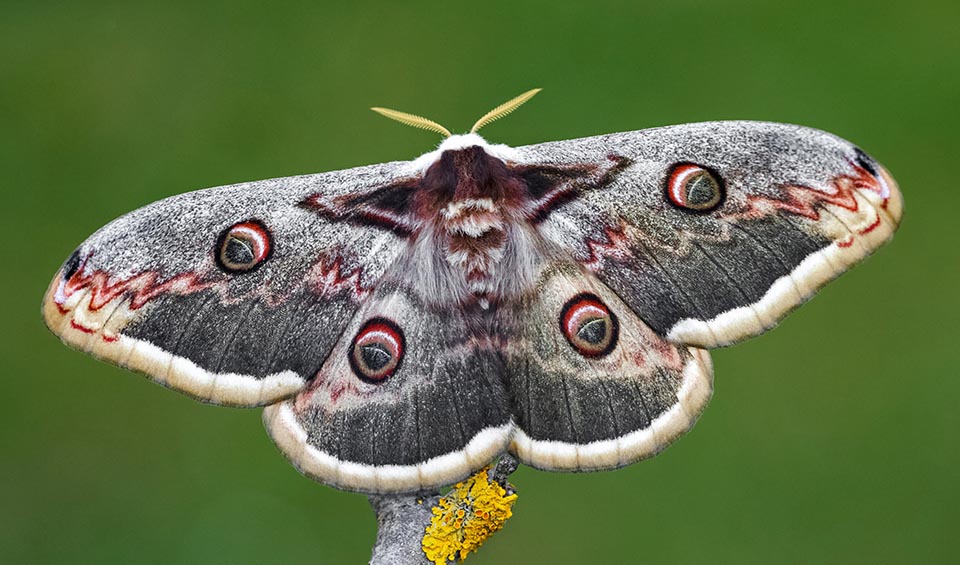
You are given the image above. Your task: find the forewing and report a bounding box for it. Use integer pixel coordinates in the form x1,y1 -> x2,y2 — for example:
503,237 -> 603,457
263,282 -> 513,494
42,161 -> 413,406
515,121 -> 902,348
504,263 -> 713,471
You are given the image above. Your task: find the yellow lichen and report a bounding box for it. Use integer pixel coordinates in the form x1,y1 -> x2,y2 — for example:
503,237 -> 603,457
421,466 -> 518,564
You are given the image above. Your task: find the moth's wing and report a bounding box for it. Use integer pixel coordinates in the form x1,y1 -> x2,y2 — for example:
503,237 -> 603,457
263,282 -> 513,494
504,264 -> 713,471
515,121 -> 903,348
42,161 -> 414,407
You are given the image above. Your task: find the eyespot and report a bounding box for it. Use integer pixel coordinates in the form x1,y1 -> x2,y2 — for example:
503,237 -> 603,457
216,220 -> 272,272
349,318 -> 405,383
854,147 -> 879,177
665,163 -> 725,212
560,293 -> 618,358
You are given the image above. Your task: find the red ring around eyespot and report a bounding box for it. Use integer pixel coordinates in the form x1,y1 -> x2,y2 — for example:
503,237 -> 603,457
216,219 -> 272,272
665,163 -> 724,212
228,221 -> 271,262
666,163 -> 704,208
559,293 -> 618,358
349,317 -> 405,383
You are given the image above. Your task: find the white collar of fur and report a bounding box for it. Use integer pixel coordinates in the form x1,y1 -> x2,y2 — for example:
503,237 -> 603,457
404,133 -> 523,174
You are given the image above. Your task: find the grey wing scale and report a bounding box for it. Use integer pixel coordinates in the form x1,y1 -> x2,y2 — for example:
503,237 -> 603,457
42,161 -> 412,406
516,121 -> 903,348
503,263 -> 713,471
263,281 -> 514,493
43,119 -> 902,494
501,121 -> 900,469
506,264 -> 713,471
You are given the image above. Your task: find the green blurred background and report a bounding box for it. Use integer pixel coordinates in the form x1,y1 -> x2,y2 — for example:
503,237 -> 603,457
3,1 -> 957,563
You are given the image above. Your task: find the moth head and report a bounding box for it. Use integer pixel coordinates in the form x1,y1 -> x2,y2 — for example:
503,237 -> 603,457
372,90 -> 541,173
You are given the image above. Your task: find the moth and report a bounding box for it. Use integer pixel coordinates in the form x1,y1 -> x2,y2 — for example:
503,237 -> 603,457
42,90 -> 902,494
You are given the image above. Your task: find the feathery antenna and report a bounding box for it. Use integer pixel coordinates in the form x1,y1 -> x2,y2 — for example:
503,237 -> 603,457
470,88 -> 542,133
370,107 -> 452,138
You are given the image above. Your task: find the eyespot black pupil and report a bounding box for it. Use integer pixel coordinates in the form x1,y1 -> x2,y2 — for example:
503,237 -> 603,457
224,236 -> 255,265
578,318 -> 607,344
360,343 -> 392,371
685,173 -> 718,207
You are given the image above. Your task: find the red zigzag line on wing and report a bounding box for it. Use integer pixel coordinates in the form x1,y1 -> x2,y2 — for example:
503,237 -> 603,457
581,224 -> 632,272
740,164 -> 888,225
58,268 -> 216,311
307,256 -> 372,301
57,254 -> 373,313
577,165 -> 888,271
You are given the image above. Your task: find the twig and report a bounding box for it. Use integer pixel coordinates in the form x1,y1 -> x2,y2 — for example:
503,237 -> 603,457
368,454 -> 520,565
369,492 -> 440,565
